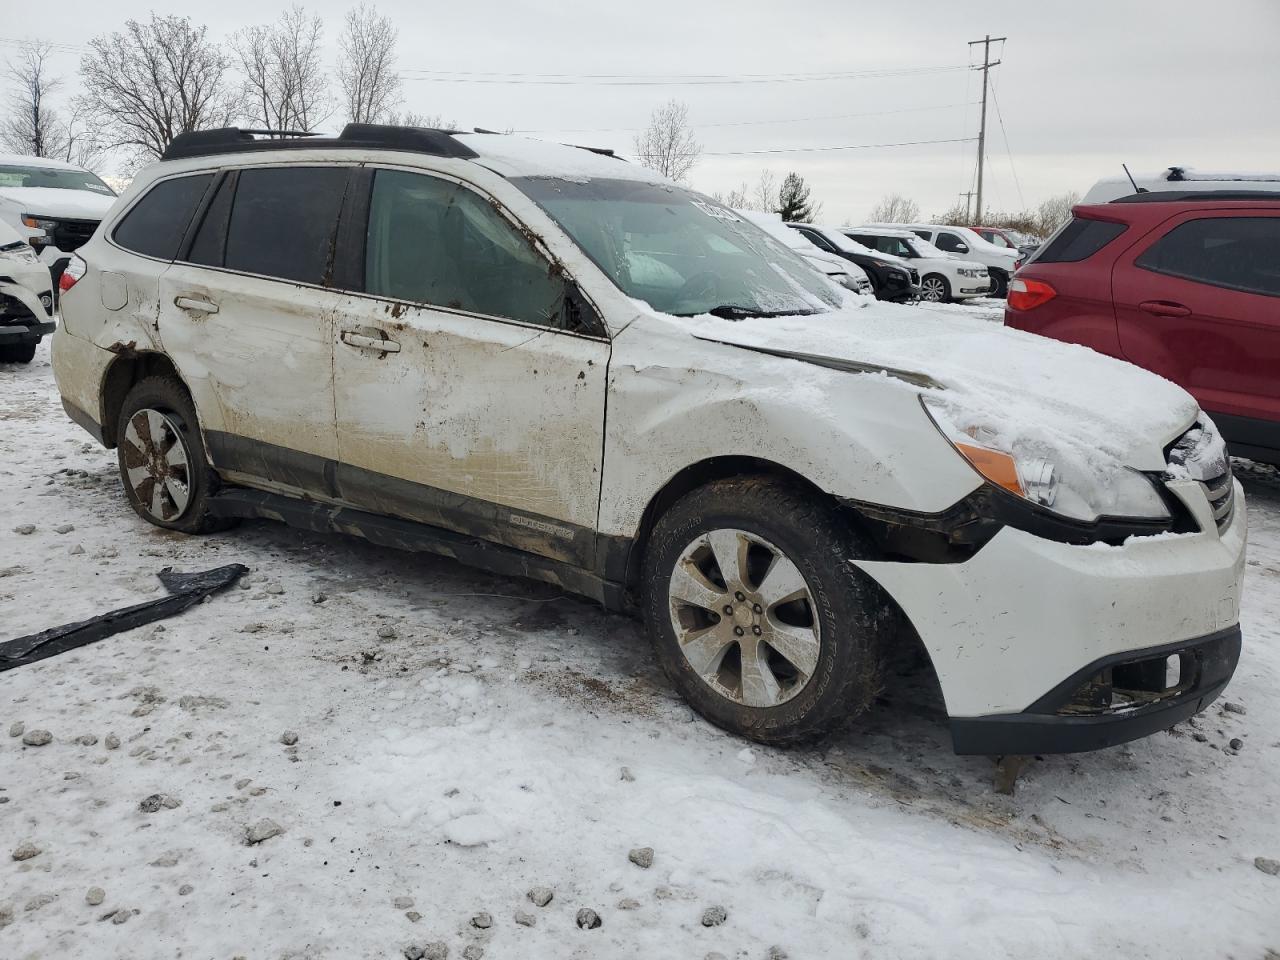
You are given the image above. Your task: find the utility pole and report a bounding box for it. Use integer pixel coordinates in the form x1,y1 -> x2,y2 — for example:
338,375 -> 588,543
959,191 -> 976,222
968,34 -> 1005,224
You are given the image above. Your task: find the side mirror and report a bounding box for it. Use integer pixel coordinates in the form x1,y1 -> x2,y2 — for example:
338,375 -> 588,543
954,242 -> 969,254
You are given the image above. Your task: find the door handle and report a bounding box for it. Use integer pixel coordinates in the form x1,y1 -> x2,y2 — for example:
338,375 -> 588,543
341,330 -> 401,353
174,296 -> 219,315
1139,300 -> 1191,318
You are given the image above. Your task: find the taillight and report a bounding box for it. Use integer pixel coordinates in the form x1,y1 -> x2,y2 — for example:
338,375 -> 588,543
1007,277 -> 1056,311
59,255 -> 86,293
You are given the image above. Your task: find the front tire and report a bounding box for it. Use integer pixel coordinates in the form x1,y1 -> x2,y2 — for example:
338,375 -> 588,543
641,477 -> 897,746
115,376 -> 234,535
920,274 -> 950,302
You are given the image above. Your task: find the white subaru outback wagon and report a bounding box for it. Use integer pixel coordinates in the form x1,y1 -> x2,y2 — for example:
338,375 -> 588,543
52,125 -> 1246,755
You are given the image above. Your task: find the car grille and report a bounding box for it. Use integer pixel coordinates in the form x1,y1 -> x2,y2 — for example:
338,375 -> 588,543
48,218 -> 99,252
1166,419 -> 1235,535
908,268 -> 920,285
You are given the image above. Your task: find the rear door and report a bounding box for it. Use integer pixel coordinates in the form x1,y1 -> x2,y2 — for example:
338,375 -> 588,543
158,164 -> 352,496
328,165 -> 610,568
1113,210 -> 1280,428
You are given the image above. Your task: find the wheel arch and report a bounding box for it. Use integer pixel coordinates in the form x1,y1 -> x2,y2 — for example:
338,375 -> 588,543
99,351 -> 189,448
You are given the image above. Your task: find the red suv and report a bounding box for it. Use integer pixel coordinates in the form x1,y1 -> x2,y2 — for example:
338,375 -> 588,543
1005,192 -> 1280,465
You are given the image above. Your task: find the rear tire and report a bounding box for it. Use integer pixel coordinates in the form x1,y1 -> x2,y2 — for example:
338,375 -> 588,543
0,342 -> 38,364
640,477 -> 898,746
115,376 -> 235,535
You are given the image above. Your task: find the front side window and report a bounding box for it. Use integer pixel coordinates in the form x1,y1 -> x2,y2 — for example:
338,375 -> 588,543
514,177 -> 840,318
223,166 -> 350,285
934,232 -> 968,253
1135,216 -> 1280,298
363,169 -> 571,328
113,174 -> 212,260
0,163 -> 115,196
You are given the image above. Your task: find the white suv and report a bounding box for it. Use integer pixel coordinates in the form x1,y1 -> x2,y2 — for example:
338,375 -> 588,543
888,222 -> 1020,296
845,226 -> 991,302
52,125 -> 1246,755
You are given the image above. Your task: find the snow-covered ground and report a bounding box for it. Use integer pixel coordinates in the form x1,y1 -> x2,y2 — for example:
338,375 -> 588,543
2,334 -> 1278,959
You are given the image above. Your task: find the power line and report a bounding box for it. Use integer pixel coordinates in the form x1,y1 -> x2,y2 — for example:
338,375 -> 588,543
673,136 -> 977,157
988,77 -> 1025,210
399,65 -> 970,86
518,101 -> 979,134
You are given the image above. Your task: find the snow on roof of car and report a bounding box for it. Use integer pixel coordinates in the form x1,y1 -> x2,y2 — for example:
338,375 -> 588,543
455,134 -> 668,184
0,152 -> 88,171
849,225 -> 918,238
1083,167 -> 1280,203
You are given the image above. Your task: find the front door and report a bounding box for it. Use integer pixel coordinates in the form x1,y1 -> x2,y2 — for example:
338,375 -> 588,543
330,167 -> 610,567
158,165 -> 351,496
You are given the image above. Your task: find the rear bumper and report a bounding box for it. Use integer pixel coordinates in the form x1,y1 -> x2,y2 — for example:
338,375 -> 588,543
949,625 -> 1241,754
0,319 -> 55,344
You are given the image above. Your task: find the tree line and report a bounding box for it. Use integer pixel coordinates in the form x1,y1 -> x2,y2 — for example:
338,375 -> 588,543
866,190 -> 1083,238
1,4 -> 448,170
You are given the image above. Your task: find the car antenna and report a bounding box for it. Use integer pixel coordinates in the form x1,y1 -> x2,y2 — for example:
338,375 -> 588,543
1122,163 -> 1148,193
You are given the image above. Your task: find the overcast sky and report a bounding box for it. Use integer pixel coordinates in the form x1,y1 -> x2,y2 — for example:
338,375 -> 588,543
4,0 -> 1278,223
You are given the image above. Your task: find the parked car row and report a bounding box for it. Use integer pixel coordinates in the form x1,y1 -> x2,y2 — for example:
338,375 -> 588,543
47,125 -> 1247,758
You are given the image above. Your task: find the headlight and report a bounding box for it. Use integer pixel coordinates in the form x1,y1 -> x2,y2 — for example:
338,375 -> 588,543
21,213 -> 58,232
923,397 -> 1171,523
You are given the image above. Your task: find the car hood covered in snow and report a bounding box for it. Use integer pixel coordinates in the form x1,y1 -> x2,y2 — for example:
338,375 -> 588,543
649,298 -> 1199,475
0,187 -> 116,220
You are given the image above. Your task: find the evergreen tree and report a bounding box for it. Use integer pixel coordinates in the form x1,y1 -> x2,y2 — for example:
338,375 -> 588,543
776,172 -> 818,222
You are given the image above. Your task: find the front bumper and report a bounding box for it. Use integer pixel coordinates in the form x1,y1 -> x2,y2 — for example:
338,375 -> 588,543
950,625 -> 1240,754
854,478 -> 1247,754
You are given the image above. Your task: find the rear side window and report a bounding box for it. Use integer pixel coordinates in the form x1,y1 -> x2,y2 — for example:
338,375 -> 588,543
187,173 -> 236,267
1032,217 -> 1127,263
224,167 -> 349,284
112,174 -> 212,260
1135,216 -> 1280,297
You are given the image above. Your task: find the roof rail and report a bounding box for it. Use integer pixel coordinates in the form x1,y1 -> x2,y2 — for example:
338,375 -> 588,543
161,124 -> 478,162
1110,190 -> 1280,204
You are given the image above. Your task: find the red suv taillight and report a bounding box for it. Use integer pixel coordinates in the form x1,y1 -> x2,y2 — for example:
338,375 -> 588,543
59,255 -> 86,293
1007,277 -> 1056,311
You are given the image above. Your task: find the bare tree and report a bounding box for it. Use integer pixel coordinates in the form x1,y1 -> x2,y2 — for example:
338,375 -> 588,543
1034,190 -> 1081,237
338,4 -> 402,124
633,99 -> 701,182
234,5 -> 331,134
867,193 -> 921,224
1,41 -> 69,158
753,169 -> 778,212
385,110 -> 458,129
711,182 -> 751,209
62,98 -> 106,171
79,15 -> 241,162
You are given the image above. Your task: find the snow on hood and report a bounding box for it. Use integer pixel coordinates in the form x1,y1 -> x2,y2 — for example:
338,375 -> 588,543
0,187 -> 116,220
647,298 -> 1198,475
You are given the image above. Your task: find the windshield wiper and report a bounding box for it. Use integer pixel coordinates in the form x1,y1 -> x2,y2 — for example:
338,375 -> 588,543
677,304 -> 820,321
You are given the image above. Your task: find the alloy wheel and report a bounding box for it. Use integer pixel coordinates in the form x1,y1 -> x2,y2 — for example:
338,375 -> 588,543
920,277 -> 947,302
667,528 -> 822,708
121,408 -> 192,522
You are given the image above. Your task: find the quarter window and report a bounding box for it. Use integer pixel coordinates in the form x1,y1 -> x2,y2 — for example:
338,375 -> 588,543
1032,217 -> 1127,264
1135,217 -> 1280,297
112,174 -> 212,260
363,169 -> 570,328
223,167 -> 349,285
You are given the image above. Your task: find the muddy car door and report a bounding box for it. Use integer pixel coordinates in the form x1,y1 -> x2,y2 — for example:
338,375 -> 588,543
157,165 -> 352,496
329,166 -> 609,569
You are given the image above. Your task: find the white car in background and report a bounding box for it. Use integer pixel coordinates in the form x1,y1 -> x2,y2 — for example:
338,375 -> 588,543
738,210 -> 873,295
845,226 -> 991,303
0,219 -> 56,363
0,154 -> 117,290
885,223 -> 1019,296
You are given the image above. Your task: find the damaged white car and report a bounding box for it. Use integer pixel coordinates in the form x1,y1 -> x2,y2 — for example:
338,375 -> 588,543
51,126 -> 1246,754
0,219 -> 56,363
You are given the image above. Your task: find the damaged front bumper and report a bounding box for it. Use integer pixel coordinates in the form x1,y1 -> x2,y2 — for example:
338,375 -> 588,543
853,478 -> 1247,755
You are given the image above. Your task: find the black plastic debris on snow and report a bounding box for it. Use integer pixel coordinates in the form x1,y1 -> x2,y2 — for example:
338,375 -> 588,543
0,564 -> 249,672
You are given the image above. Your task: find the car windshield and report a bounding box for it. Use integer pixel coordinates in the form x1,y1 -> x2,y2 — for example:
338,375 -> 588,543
0,163 -> 115,196
513,177 -> 839,318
